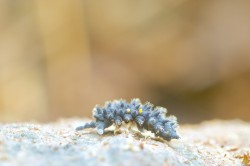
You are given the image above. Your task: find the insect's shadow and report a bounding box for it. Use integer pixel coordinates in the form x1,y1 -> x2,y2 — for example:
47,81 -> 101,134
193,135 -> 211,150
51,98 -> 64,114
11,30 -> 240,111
76,128 -> 172,146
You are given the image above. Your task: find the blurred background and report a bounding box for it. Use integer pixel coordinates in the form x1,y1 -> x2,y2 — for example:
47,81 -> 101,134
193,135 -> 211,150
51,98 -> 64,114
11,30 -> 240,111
0,0 -> 250,123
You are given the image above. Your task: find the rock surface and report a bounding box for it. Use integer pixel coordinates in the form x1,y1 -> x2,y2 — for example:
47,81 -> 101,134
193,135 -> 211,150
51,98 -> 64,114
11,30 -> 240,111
0,119 -> 249,166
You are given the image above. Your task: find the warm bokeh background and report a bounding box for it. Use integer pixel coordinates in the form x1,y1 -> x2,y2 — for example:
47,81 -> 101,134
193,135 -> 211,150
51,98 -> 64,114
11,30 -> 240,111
1,1 -> 250,123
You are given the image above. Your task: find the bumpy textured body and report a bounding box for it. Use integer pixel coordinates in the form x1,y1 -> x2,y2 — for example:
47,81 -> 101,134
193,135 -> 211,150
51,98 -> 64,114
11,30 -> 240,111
76,98 -> 180,141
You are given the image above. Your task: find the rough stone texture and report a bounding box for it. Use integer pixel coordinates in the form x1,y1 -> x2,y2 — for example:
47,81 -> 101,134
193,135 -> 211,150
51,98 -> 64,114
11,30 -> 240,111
0,119 -> 249,166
